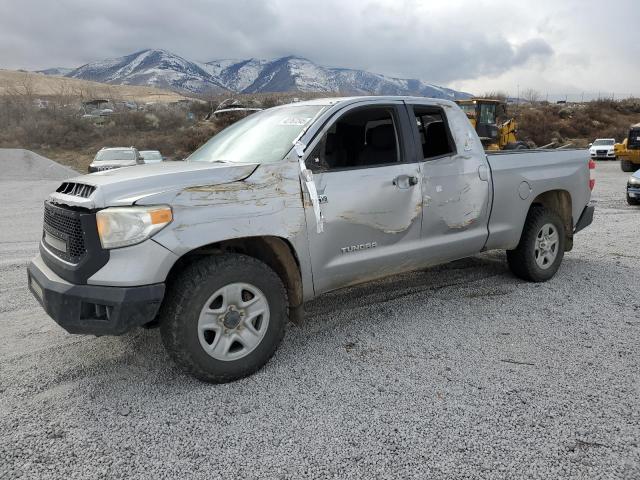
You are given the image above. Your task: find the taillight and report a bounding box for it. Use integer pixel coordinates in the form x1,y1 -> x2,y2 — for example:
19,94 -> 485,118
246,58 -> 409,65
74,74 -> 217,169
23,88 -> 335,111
588,159 -> 596,190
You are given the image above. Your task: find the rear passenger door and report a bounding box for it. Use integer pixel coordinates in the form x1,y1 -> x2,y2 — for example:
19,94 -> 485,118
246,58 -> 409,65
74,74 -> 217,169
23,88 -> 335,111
303,102 -> 423,294
406,103 -> 491,261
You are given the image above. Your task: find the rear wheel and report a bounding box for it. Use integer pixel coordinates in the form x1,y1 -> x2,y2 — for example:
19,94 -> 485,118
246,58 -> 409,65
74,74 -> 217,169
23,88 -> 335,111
507,207 -> 565,282
160,254 -> 288,383
621,160 -> 636,172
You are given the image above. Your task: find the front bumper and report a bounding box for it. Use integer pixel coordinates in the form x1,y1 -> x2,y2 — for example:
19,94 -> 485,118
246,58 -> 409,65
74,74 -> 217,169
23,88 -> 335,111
88,164 -> 131,173
627,185 -> 640,199
28,255 -> 165,335
590,152 -> 615,159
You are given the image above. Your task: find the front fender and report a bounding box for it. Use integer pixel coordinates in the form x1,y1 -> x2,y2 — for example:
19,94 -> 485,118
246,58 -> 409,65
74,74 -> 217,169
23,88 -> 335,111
149,159 -> 315,300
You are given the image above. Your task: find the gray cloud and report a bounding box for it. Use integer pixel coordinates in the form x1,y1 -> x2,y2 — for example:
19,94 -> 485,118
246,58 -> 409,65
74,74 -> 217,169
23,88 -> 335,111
512,39 -> 554,66
0,0 -> 636,93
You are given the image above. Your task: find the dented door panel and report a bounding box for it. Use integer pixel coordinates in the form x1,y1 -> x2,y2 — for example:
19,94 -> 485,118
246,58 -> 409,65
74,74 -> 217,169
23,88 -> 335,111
300,100 -> 424,294
305,163 -> 423,293
407,101 -> 492,262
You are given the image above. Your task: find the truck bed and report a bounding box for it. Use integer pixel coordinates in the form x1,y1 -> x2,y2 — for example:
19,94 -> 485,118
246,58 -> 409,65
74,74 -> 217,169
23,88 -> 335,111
484,149 -> 591,251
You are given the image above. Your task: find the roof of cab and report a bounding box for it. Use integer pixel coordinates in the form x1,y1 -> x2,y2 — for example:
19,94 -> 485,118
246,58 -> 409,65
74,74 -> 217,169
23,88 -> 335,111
287,95 -> 459,108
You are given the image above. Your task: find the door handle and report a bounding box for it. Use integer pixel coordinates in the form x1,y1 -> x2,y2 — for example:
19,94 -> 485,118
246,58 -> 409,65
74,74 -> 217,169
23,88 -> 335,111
393,175 -> 419,189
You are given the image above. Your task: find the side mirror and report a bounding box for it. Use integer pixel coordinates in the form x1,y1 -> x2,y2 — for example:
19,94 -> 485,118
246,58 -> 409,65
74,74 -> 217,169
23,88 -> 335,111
588,143 -> 592,148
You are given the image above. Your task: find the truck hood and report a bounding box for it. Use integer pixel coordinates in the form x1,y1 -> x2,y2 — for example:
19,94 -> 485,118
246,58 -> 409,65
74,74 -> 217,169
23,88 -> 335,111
49,161 -> 258,209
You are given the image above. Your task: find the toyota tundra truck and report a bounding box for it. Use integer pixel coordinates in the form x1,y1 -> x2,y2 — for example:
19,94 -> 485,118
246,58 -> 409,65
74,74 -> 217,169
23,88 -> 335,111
27,96 -> 595,383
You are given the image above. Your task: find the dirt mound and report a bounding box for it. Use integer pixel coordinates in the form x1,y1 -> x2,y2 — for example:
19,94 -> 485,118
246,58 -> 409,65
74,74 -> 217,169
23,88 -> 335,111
0,149 -> 77,181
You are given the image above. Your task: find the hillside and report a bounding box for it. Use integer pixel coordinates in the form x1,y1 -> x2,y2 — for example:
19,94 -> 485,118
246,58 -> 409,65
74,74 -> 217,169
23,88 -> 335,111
0,69 -> 190,103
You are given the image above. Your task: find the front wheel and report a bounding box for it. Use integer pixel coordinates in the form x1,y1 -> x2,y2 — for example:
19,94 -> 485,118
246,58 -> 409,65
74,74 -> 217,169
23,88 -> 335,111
627,193 -> 640,206
160,254 -> 288,383
621,160 -> 636,172
507,207 -> 565,282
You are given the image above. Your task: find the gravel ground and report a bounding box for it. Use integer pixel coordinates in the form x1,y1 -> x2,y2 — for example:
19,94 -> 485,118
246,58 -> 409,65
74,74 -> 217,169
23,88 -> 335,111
1,150 -> 638,479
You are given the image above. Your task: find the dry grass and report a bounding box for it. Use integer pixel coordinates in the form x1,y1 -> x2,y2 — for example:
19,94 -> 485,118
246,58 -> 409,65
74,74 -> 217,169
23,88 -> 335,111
510,99 -> 640,148
0,69 -> 190,104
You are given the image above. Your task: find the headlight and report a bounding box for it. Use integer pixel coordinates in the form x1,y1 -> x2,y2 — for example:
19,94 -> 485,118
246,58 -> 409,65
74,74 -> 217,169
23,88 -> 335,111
96,205 -> 172,249
628,176 -> 640,186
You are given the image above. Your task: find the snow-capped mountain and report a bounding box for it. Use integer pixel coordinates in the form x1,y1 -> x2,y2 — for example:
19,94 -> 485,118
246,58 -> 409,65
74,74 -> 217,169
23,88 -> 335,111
61,49 -> 470,99
211,56 -> 467,98
66,49 -> 227,94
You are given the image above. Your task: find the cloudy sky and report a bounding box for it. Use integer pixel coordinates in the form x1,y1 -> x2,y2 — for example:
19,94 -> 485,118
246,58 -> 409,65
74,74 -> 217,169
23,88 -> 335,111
1,0 -> 637,97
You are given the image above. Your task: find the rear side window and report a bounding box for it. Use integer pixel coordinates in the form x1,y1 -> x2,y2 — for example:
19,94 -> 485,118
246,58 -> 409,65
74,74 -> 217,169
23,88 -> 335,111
411,107 -> 455,160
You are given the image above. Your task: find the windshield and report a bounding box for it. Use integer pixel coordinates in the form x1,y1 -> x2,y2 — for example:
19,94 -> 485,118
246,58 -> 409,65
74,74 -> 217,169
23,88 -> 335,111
593,139 -> 614,146
188,105 -> 325,164
478,104 -> 496,124
95,150 -> 135,161
141,151 -> 162,160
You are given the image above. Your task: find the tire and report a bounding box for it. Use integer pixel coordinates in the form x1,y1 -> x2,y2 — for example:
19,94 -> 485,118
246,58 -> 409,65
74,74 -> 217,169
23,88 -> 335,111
627,194 -> 640,206
160,254 -> 288,383
620,160 -> 636,172
507,206 -> 565,282
504,141 -> 529,150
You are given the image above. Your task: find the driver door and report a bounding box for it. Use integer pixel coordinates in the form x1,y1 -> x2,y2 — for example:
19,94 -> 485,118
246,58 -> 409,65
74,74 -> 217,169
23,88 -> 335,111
303,103 -> 423,294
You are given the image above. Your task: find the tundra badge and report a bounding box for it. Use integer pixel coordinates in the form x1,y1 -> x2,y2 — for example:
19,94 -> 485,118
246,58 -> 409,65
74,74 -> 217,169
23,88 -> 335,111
341,242 -> 377,254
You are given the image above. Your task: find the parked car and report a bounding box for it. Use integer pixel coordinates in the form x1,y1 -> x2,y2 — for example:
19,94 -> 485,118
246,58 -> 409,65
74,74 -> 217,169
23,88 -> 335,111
626,170 -> 640,205
88,147 -> 143,173
140,150 -> 164,164
589,138 -> 616,160
28,96 -> 594,383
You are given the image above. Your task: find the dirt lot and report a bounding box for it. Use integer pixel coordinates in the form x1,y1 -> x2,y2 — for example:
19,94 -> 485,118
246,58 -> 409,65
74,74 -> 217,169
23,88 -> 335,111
0,151 -> 638,479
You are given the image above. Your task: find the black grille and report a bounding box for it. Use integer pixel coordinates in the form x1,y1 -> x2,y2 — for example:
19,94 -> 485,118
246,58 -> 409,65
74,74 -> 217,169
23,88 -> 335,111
56,182 -> 96,198
43,202 -> 86,263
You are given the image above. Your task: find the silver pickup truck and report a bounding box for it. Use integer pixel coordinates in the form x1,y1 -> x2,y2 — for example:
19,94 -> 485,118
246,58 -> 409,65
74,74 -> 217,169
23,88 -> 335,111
28,96 -> 595,383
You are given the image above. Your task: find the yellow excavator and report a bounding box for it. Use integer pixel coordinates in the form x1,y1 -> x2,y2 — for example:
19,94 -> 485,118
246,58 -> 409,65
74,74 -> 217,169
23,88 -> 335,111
615,123 -> 640,172
455,98 -> 528,150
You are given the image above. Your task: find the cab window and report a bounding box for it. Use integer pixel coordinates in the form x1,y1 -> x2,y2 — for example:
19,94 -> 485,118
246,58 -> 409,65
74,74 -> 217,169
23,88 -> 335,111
308,106 -> 401,172
411,107 -> 455,160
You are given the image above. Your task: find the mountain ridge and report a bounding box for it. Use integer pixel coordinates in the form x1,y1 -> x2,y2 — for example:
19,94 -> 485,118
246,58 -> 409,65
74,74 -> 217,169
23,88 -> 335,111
51,49 -> 471,98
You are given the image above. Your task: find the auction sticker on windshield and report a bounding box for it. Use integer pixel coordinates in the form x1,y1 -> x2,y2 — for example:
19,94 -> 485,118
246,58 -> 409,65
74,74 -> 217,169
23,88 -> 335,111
279,117 -> 311,126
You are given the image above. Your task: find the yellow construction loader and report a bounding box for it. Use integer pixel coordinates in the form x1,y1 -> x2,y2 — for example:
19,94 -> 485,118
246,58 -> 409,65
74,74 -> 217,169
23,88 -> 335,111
455,98 -> 527,150
615,123 -> 640,172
